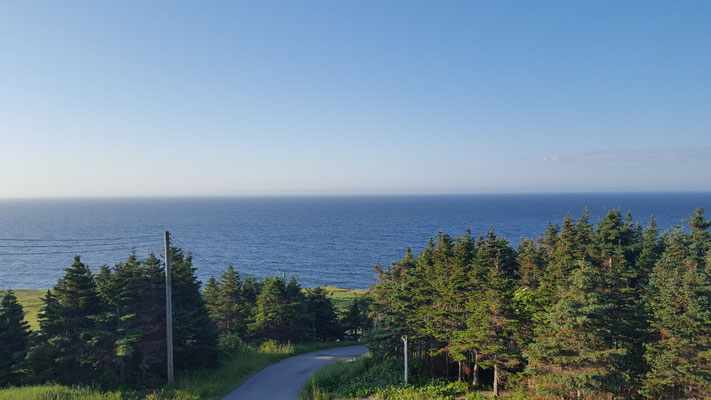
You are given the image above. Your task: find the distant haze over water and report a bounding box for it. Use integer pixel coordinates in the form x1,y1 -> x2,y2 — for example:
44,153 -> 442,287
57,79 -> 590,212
0,193 -> 709,290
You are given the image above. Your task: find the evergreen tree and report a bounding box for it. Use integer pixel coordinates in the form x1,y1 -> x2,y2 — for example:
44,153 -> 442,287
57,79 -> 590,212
595,210 -> 647,393
95,253 -> 167,382
0,290 -> 31,386
304,287 -> 340,340
170,248 -> 218,370
417,233 -> 461,371
466,231 -> 520,395
636,215 -> 664,287
203,275 -> 220,323
367,248 -> 418,358
133,253 -> 167,381
342,294 -> 373,340
249,276 -> 305,342
26,290 -> 63,382
527,259 -> 628,398
37,256 -> 105,382
643,209 -> 711,398
216,266 -> 247,336
95,256 -> 141,381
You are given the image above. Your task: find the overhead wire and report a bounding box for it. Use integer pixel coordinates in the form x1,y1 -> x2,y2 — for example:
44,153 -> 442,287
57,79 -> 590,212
170,236 -> 227,278
0,239 -> 157,248
170,235 -> 261,281
0,235 -> 157,242
0,243 -> 158,256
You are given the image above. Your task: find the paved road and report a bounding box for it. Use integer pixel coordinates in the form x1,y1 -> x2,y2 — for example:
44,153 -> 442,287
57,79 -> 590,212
222,345 -> 368,400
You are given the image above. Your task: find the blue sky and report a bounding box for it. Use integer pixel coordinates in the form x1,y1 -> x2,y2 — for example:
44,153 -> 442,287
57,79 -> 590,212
1,1 -> 709,197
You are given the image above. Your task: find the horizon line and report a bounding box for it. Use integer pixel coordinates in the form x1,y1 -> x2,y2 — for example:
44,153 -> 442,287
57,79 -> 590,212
1,190 -> 711,201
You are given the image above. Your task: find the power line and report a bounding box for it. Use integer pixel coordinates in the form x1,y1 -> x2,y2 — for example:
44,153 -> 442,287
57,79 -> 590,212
169,235 -> 261,281
0,239 -> 159,248
170,236 -> 226,277
0,235 -> 157,242
0,244 -> 157,256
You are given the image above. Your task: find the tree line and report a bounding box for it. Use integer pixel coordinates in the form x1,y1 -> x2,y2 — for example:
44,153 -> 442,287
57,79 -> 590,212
367,207 -> 711,399
0,248 -> 370,388
202,266 -> 371,344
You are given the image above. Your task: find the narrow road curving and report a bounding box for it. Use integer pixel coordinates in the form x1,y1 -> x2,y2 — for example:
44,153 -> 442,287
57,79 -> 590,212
222,345 -> 368,400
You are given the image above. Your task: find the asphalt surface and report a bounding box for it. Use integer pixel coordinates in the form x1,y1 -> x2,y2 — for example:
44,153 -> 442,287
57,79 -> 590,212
222,345 -> 368,400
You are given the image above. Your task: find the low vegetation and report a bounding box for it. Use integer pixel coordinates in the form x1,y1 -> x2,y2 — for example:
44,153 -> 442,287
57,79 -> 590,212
0,341 -> 355,400
301,354 -> 530,400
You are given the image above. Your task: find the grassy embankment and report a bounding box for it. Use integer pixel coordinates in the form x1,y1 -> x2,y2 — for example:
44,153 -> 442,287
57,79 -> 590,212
300,354 -> 530,400
0,341 -> 356,400
1,287 -> 366,400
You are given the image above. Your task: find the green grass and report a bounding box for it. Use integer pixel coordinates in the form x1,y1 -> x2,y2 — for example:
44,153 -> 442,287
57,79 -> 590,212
320,286 -> 368,310
0,384 -> 126,400
0,341 -> 357,400
3,289 -> 45,330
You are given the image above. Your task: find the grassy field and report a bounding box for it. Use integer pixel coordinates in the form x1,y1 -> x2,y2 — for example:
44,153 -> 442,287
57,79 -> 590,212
320,286 -> 368,310
6,289 -> 45,330
0,341 -> 357,400
7,287 -> 368,330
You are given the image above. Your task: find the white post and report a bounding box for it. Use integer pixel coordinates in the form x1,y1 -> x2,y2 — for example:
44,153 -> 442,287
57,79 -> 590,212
402,335 -> 408,385
164,231 -> 174,385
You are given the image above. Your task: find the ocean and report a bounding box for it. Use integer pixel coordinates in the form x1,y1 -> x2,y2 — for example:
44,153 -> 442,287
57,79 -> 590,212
1,193 -> 709,290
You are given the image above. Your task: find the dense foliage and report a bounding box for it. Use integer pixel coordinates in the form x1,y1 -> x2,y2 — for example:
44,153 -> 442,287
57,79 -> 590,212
21,250 -> 217,385
0,246 -> 364,391
203,268 -> 366,343
367,208 -> 711,399
0,291 -> 30,387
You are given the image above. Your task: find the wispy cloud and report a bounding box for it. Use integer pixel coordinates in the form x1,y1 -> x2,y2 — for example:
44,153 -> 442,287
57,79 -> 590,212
537,147 -> 711,168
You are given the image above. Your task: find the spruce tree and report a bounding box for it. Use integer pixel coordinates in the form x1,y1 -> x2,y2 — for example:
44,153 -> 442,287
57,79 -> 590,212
342,294 -> 373,340
133,253 -> 167,381
95,253 -> 167,382
304,287 -> 339,340
527,259 -> 628,398
595,210 -> 646,393
203,275 -> 220,325
466,231 -> 520,395
45,256 -> 105,382
0,290 -> 31,386
636,215 -> 664,287
214,266 -> 246,336
368,248 -> 419,358
170,248 -> 218,370
249,276 -> 296,342
26,290 -> 63,382
643,209 -> 711,398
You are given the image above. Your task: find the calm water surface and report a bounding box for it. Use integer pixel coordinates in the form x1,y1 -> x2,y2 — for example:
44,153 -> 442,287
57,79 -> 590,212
0,193 -> 709,289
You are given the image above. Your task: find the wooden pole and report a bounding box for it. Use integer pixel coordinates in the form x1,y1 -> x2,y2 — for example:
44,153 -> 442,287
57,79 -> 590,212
164,231 -> 174,385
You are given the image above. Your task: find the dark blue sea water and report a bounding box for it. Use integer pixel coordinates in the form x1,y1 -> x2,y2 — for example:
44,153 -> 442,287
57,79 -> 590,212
1,193 -> 709,290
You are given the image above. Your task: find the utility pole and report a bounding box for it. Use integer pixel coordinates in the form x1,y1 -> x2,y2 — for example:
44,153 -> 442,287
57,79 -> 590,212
402,335 -> 408,385
164,231 -> 174,385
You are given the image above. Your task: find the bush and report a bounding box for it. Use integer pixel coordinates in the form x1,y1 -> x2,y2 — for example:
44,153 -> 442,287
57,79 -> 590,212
259,340 -> 294,354
217,334 -> 244,356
